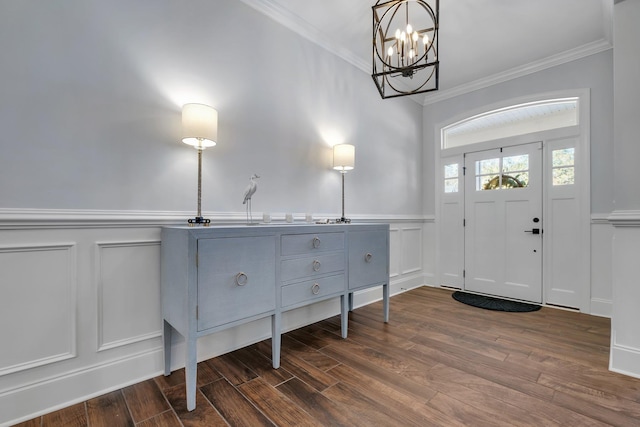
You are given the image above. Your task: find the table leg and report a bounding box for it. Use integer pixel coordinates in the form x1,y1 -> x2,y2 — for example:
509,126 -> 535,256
185,336 -> 197,411
383,283 -> 389,323
340,294 -> 349,338
272,312 -> 281,369
163,320 -> 172,376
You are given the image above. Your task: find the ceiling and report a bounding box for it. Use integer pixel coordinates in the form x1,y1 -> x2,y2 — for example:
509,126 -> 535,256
240,0 -> 613,105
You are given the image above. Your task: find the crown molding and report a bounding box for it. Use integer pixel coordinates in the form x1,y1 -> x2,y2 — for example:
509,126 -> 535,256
421,39 -> 613,106
239,0 -> 370,73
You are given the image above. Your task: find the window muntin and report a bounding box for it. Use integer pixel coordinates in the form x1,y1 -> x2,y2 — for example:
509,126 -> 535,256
475,158 -> 499,191
444,163 -> 459,193
476,154 -> 529,191
502,154 -> 529,188
552,148 -> 575,186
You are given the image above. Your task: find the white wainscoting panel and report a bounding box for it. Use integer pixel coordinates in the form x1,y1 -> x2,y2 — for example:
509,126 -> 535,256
401,227 -> 423,275
0,213 -> 429,427
422,219 -> 436,285
96,241 -> 162,351
0,244 -> 76,376
439,199 -> 464,288
590,216 -> 612,317
389,227 -> 401,278
610,220 -> 640,378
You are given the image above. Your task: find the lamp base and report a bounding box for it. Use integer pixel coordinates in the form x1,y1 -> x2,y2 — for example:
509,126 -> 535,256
336,217 -> 351,224
188,216 -> 211,227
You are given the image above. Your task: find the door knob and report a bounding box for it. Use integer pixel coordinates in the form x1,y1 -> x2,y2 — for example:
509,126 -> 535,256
525,228 -> 541,234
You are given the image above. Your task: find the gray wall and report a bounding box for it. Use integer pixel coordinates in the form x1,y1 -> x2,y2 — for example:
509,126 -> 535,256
609,0 -> 640,375
0,0 -> 423,217
613,0 -> 640,211
422,50 -> 614,215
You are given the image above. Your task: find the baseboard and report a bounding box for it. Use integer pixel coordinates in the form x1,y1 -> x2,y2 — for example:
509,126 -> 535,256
350,274 -> 426,310
590,298 -> 612,318
610,337 -> 640,380
0,349 -> 164,427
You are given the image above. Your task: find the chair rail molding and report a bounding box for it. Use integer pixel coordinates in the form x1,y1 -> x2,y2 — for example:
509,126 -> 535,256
0,208 -> 429,230
608,210 -> 640,227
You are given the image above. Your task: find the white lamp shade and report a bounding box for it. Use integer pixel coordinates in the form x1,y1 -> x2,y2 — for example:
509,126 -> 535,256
333,144 -> 355,171
182,103 -> 218,148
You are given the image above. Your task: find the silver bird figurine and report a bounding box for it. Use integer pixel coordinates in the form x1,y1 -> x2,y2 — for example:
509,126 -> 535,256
243,174 -> 260,223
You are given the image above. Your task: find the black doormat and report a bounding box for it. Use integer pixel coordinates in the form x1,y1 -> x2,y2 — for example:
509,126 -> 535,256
452,291 -> 541,312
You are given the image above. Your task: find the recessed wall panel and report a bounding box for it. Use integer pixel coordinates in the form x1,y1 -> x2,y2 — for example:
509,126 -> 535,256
389,228 -> 400,277
401,227 -> 422,274
97,241 -> 161,351
0,244 -> 76,375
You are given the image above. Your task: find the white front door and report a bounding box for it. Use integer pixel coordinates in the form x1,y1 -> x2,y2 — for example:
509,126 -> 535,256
464,142 -> 543,303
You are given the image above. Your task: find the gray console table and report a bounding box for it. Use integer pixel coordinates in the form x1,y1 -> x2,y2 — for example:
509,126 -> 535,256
161,223 -> 389,411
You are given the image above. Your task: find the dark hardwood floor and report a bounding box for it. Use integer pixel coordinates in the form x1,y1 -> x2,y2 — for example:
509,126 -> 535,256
14,286 -> 640,426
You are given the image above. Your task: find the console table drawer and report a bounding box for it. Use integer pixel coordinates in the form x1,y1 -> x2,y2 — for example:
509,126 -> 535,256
197,236 -> 276,331
281,274 -> 345,307
281,252 -> 345,282
281,232 -> 344,256
348,229 -> 389,290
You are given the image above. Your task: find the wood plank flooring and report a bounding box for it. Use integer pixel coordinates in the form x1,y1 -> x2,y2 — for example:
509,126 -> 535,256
14,286 -> 640,426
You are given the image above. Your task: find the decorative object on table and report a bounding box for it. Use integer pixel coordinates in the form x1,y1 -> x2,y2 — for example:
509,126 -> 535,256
372,0 -> 439,99
181,103 -> 218,226
333,144 -> 355,223
242,174 -> 260,224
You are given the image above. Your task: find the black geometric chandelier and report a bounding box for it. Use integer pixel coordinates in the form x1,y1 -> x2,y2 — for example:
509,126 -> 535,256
372,0 -> 439,99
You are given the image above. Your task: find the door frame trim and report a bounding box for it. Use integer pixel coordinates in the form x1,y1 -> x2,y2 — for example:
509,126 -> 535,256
434,89 -> 591,312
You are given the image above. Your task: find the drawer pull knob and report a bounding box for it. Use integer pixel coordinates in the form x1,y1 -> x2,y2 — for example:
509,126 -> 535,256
312,237 -> 321,248
311,283 -> 320,295
312,260 -> 321,272
235,272 -> 248,286
365,253 -> 373,263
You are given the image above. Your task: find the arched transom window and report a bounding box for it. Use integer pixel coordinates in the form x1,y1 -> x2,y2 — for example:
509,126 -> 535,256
442,98 -> 579,149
